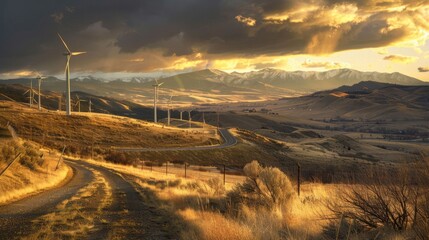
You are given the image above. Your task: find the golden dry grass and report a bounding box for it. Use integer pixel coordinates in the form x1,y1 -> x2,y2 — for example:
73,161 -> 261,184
0,142 -> 70,205
81,157 -> 338,239
26,167 -> 112,239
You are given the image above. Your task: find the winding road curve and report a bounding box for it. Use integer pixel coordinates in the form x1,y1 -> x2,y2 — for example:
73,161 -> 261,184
0,128 -> 238,238
117,128 -> 238,152
0,160 -> 181,239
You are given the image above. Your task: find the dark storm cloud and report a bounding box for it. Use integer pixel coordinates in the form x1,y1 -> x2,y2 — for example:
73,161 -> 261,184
0,0 -> 427,75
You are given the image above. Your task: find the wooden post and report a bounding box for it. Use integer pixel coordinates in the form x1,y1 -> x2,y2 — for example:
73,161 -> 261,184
166,161 -> 168,175
91,136 -> 94,160
0,153 -> 22,177
223,164 -> 226,185
297,163 -> 301,196
184,163 -> 187,178
56,146 -> 66,170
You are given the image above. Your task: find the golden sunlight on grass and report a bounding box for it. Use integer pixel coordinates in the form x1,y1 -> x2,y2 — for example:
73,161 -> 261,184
83,158 -> 336,239
27,168 -> 112,239
0,141 -> 70,205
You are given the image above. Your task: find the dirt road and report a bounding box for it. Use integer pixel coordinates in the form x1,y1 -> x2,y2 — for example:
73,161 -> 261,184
0,160 -> 181,239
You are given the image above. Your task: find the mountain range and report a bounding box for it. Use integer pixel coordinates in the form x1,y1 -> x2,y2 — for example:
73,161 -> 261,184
0,68 -> 426,104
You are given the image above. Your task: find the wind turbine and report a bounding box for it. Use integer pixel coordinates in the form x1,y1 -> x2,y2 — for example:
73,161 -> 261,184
202,111 -> 206,128
74,94 -> 86,112
23,79 -> 37,108
57,33 -> 86,116
36,75 -> 46,111
152,79 -> 164,123
167,95 -> 173,126
89,97 -> 93,113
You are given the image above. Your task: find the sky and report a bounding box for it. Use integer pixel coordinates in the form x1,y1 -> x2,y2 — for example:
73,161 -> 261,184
0,0 -> 428,81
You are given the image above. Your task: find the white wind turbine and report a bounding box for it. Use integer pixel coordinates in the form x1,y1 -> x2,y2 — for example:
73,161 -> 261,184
74,94 -> 86,112
36,75 -> 46,111
23,79 -> 37,108
57,33 -> 86,116
167,95 -> 173,126
152,79 -> 164,123
89,97 -> 93,113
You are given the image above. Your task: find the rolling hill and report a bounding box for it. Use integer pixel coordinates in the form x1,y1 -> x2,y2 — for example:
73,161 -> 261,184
0,69 -> 426,105
270,82 -> 429,121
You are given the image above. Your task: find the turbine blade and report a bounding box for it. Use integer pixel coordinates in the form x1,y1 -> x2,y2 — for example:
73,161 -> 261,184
57,33 -> 71,53
71,52 -> 86,56
23,90 -> 30,95
159,82 -> 164,87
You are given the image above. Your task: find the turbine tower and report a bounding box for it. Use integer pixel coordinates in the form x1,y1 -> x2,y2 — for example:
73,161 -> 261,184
57,33 -> 86,116
89,98 -> 92,113
167,95 -> 173,126
152,79 -> 164,123
36,75 -> 46,111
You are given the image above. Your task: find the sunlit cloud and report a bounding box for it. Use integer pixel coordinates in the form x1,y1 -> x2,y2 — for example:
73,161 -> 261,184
418,67 -> 429,72
0,70 -> 39,79
376,48 -> 389,55
129,58 -> 145,62
235,15 -> 256,27
383,54 -> 417,63
301,59 -> 350,69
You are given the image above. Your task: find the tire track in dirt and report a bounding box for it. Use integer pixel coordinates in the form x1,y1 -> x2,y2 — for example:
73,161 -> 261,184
0,162 -> 94,239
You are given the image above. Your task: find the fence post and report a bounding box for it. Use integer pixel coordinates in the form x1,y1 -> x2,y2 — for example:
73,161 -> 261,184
56,146 -> 66,170
297,163 -> 301,197
185,163 -> 187,178
166,161 -> 168,175
0,153 -> 22,177
223,164 -> 226,185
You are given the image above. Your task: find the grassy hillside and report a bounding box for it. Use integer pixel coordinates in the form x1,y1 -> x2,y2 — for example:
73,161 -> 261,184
0,125 -> 70,205
0,101 -> 219,157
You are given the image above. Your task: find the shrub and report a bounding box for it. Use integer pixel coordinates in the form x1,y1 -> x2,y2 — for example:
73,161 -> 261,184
326,165 -> 429,239
185,178 -> 225,196
0,140 -> 43,170
231,161 -> 295,209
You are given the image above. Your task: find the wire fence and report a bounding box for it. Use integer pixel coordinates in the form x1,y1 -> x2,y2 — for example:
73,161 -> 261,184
138,160 -> 246,185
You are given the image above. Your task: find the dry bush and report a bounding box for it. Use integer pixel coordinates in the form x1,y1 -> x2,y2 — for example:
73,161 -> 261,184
0,140 -> 43,170
326,165 -> 429,239
104,151 -> 138,165
231,160 -> 295,209
184,178 -> 225,196
0,140 -> 21,164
